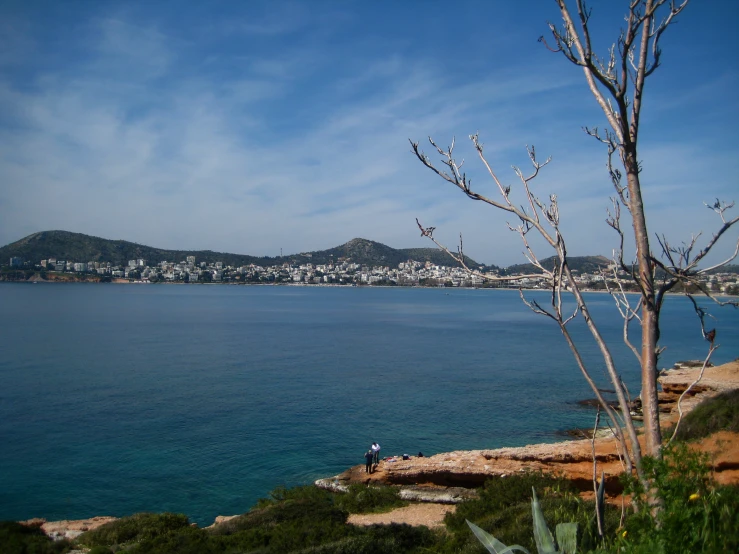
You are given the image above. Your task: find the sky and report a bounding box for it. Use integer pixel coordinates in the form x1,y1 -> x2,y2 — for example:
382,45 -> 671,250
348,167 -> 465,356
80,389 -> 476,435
1,0 -> 737,267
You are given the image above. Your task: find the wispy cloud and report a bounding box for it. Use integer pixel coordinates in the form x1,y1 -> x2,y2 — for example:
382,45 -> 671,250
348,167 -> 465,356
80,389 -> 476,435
0,1 -> 737,266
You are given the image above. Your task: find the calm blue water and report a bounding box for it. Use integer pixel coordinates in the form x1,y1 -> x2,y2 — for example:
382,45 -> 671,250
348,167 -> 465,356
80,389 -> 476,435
1,283 -> 737,525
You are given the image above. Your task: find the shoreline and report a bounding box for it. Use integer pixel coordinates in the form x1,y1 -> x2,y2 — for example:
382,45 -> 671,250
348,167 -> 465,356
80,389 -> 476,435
316,359 -> 739,495
17,360 -> 739,539
4,277 -> 737,300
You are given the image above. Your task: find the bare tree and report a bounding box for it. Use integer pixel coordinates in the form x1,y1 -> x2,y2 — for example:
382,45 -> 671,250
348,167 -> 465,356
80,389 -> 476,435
411,0 -> 738,492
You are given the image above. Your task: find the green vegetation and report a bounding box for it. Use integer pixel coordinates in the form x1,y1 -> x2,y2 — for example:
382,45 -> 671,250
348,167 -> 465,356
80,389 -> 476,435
501,256 -> 612,277
438,472 -> 618,553
671,388 -> 739,442
333,483 -> 408,514
0,267 -> 105,283
616,443 -> 739,554
76,513 -> 191,549
3,457 -> 737,553
0,268 -> 37,281
71,485 -> 426,554
88,547 -> 115,554
466,489 -> 580,554
0,521 -> 72,554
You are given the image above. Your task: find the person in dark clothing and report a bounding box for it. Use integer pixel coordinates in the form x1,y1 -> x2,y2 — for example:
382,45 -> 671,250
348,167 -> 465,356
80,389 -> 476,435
364,450 -> 374,473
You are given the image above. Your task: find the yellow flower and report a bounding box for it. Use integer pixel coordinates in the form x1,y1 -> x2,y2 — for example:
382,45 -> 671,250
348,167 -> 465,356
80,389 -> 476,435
622,530 -> 628,538
689,493 -> 700,501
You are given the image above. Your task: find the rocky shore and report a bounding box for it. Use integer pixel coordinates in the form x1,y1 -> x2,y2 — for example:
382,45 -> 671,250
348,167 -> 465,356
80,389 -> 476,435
316,359 -> 739,500
20,359 -> 739,539
18,516 -> 119,542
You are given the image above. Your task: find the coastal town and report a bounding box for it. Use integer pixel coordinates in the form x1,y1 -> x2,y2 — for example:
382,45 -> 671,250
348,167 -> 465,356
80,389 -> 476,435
6,254 -> 739,293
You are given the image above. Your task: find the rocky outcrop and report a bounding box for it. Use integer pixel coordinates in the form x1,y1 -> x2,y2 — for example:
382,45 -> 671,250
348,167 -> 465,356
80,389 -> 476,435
205,515 -> 239,528
399,486 -> 478,504
319,436 -> 629,497
19,516 -> 118,541
314,477 -> 349,493
656,360 -> 737,426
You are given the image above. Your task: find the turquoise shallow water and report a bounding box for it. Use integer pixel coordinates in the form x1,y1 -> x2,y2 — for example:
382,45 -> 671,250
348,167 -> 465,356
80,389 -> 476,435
1,283 -> 737,525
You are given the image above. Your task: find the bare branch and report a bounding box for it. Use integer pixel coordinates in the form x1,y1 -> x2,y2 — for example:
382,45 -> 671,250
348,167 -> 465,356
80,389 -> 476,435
646,0 -> 689,77
603,265 -> 641,362
520,289 -> 559,321
414,218 -> 549,283
591,407 -> 605,538
551,0 -> 625,136
667,342 -> 717,446
697,240 -> 739,275
688,212 -> 739,272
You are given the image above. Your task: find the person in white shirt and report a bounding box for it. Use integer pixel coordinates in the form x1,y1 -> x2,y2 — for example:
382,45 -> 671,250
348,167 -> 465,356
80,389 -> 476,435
371,442 -> 381,465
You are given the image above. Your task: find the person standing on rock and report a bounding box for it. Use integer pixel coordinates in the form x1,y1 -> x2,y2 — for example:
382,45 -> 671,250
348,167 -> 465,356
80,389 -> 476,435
371,442 -> 381,465
364,449 -> 374,474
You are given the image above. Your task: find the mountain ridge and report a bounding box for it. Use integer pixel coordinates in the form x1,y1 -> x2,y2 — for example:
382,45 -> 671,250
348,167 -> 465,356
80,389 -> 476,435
500,255 -> 612,276
0,231 -> 486,270
5,231 -> 735,274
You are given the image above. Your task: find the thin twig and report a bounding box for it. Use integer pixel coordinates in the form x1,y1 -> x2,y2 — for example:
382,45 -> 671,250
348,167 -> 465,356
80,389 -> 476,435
591,407 -> 604,537
668,342 -> 718,445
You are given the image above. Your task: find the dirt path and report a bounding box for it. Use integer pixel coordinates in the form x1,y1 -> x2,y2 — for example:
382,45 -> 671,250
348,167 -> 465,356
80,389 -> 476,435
347,503 -> 456,528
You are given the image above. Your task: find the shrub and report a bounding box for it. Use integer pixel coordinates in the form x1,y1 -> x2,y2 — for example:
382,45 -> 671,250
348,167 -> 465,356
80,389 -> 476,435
618,442 -> 739,553
334,484 -> 408,514
299,524 -> 437,554
211,486 -> 346,536
208,483 -> 429,552
439,472 -> 620,553
253,485 -> 337,510
121,525 -> 219,554
209,485 -> 351,552
88,547 -> 114,554
76,513 -> 191,548
0,521 -> 72,554
672,388 -> 739,441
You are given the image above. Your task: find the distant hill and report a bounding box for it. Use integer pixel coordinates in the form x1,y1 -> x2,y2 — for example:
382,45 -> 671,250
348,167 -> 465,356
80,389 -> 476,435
501,255 -> 613,275
0,231 -> 484,269
0,231 -> 269,268
302,238 -> 485,269
500,258 -> 739,276
707,264 -> 739,274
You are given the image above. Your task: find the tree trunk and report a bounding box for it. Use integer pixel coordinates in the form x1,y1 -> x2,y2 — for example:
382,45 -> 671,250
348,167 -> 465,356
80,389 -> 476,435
625,149 -> 663,458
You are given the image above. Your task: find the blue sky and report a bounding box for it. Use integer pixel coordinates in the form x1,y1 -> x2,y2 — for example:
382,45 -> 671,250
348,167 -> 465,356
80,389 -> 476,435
1,0 -> 737,267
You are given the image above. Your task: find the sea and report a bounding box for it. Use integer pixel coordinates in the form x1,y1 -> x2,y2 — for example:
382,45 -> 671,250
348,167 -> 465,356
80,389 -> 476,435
1,283 -> 737,526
